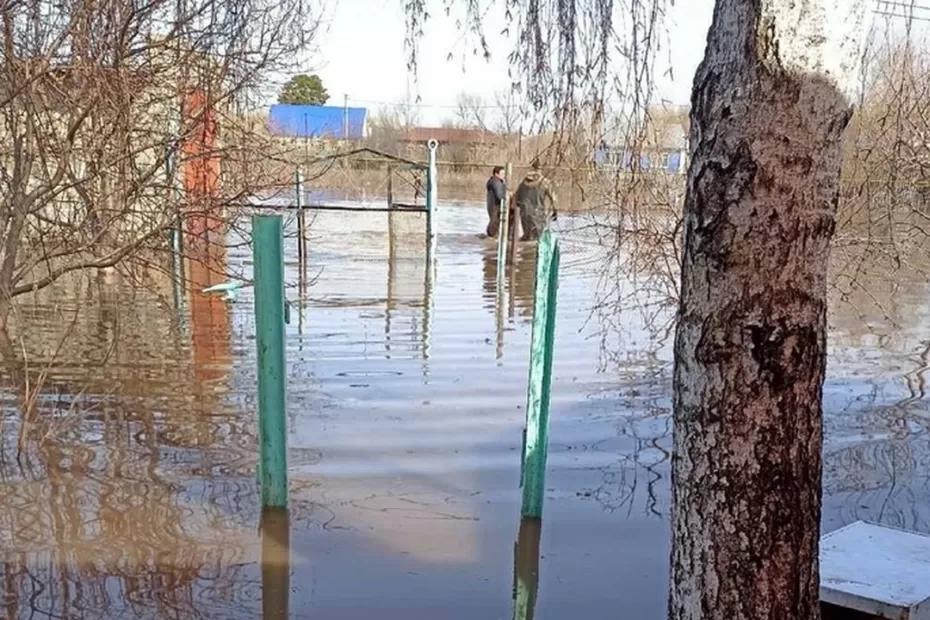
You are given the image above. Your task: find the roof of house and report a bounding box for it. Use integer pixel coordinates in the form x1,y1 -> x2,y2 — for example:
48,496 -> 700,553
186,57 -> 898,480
268,104 -> 368,139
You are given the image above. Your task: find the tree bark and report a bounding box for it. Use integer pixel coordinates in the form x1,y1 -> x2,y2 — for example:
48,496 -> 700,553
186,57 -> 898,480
670,1 -> 872,619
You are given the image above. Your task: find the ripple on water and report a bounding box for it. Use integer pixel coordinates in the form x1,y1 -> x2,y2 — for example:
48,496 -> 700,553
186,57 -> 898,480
0,205 -> 928,618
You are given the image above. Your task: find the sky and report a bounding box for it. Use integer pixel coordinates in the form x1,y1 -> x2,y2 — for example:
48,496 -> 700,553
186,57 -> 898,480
300,0 -> 717,126
293,1 -> 930,126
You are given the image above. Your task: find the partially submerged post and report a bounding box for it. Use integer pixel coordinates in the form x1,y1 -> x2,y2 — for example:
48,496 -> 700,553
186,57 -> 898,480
252,215 -> 288,508
520,230 -> 560,519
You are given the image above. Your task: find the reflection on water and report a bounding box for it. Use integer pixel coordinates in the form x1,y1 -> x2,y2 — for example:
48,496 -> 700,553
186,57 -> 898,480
260,508 -> 290,620
0,205 -> 926,617
482,240 -> 538,361
512,518 -> 541,620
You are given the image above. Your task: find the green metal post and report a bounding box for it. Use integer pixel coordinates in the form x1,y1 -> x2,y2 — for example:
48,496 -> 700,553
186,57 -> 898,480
253,215 -> 288,508
520,230 -> 560,518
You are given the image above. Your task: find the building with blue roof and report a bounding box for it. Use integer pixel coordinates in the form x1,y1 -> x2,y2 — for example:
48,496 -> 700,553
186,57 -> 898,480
267,104 -> 368,140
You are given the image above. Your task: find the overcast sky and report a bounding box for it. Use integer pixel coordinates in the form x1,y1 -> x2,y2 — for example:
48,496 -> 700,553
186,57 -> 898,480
303,1 -> 717,125
297,1 -> 928,125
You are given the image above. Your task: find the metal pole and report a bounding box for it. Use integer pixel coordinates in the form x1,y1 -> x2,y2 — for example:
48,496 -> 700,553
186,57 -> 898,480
295,168 -> 306,268
496,191 -> 509,278
253,215 -> 288,509
509,205 -> 521,269
166,141 -> 186,314
520,230 -> 560,519
426,139 -> 438,248
423,139 -> 438,369
496,163 -> 510,286
387,165 -> 394,209
343,94 -> 349,140
508,163 -> 520,265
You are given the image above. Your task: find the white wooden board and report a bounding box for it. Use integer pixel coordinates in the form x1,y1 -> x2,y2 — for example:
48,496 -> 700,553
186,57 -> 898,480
820,520 -> 930,619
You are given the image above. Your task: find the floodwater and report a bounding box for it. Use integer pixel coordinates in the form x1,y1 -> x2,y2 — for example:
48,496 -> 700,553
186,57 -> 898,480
0,205 -> 928,619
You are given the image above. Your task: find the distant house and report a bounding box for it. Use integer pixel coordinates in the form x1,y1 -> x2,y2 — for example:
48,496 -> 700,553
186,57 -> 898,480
596,104 -> 690,174
594,145 -> 687,173
267,104 -> 368,140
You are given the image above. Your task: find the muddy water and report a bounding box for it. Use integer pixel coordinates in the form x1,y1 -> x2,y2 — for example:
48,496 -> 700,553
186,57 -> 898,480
0,205 -> 927,619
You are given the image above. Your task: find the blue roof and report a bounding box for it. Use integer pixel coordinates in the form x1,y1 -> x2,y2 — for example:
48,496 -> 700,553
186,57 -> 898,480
268,104 -> 368,139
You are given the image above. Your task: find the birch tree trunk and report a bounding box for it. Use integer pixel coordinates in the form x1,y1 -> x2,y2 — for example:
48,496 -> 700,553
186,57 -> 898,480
670,1 -> 873,619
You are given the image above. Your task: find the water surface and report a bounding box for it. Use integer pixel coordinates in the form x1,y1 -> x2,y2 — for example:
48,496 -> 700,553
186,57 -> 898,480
0,205 -> 927,618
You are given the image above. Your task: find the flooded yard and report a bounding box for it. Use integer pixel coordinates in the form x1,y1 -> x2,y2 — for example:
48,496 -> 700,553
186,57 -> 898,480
0,204 -> 928,618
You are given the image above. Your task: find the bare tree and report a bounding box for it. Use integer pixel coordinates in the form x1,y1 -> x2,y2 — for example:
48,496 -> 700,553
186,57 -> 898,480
494,88 -> 522,135
669,2 -> 873,618
454,92 -> 488,130
835,26 -> 930,298
404,0 -> 666,163
0,0 -> 320,398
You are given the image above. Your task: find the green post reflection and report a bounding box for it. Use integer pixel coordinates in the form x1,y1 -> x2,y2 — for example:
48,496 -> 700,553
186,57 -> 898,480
512,517 -> 542,620
260,508 -> 291,620
387,209 -> 397,357
496,257 -> 507,361
422,238 -> 434,367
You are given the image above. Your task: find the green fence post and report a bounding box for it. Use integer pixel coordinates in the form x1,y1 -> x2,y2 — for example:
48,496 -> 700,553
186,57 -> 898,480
520,230 -> 560,519
253,214 -> 288,508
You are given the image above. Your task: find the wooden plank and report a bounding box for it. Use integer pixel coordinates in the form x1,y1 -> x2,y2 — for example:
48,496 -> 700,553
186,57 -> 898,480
520,230 -> 560,519
820,521 -> 930,620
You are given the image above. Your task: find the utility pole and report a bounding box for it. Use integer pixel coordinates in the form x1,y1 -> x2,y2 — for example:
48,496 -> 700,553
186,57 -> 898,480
343,94 -> 349,140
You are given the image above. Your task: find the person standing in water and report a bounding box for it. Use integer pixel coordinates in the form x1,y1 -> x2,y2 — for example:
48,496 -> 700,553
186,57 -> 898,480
485,166 -> 507,238
514,159 -> 557,241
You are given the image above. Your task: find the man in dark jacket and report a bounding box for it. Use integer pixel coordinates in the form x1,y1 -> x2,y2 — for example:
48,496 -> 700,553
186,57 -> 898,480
486,166 -> 507,237
514,159 -> 557,241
